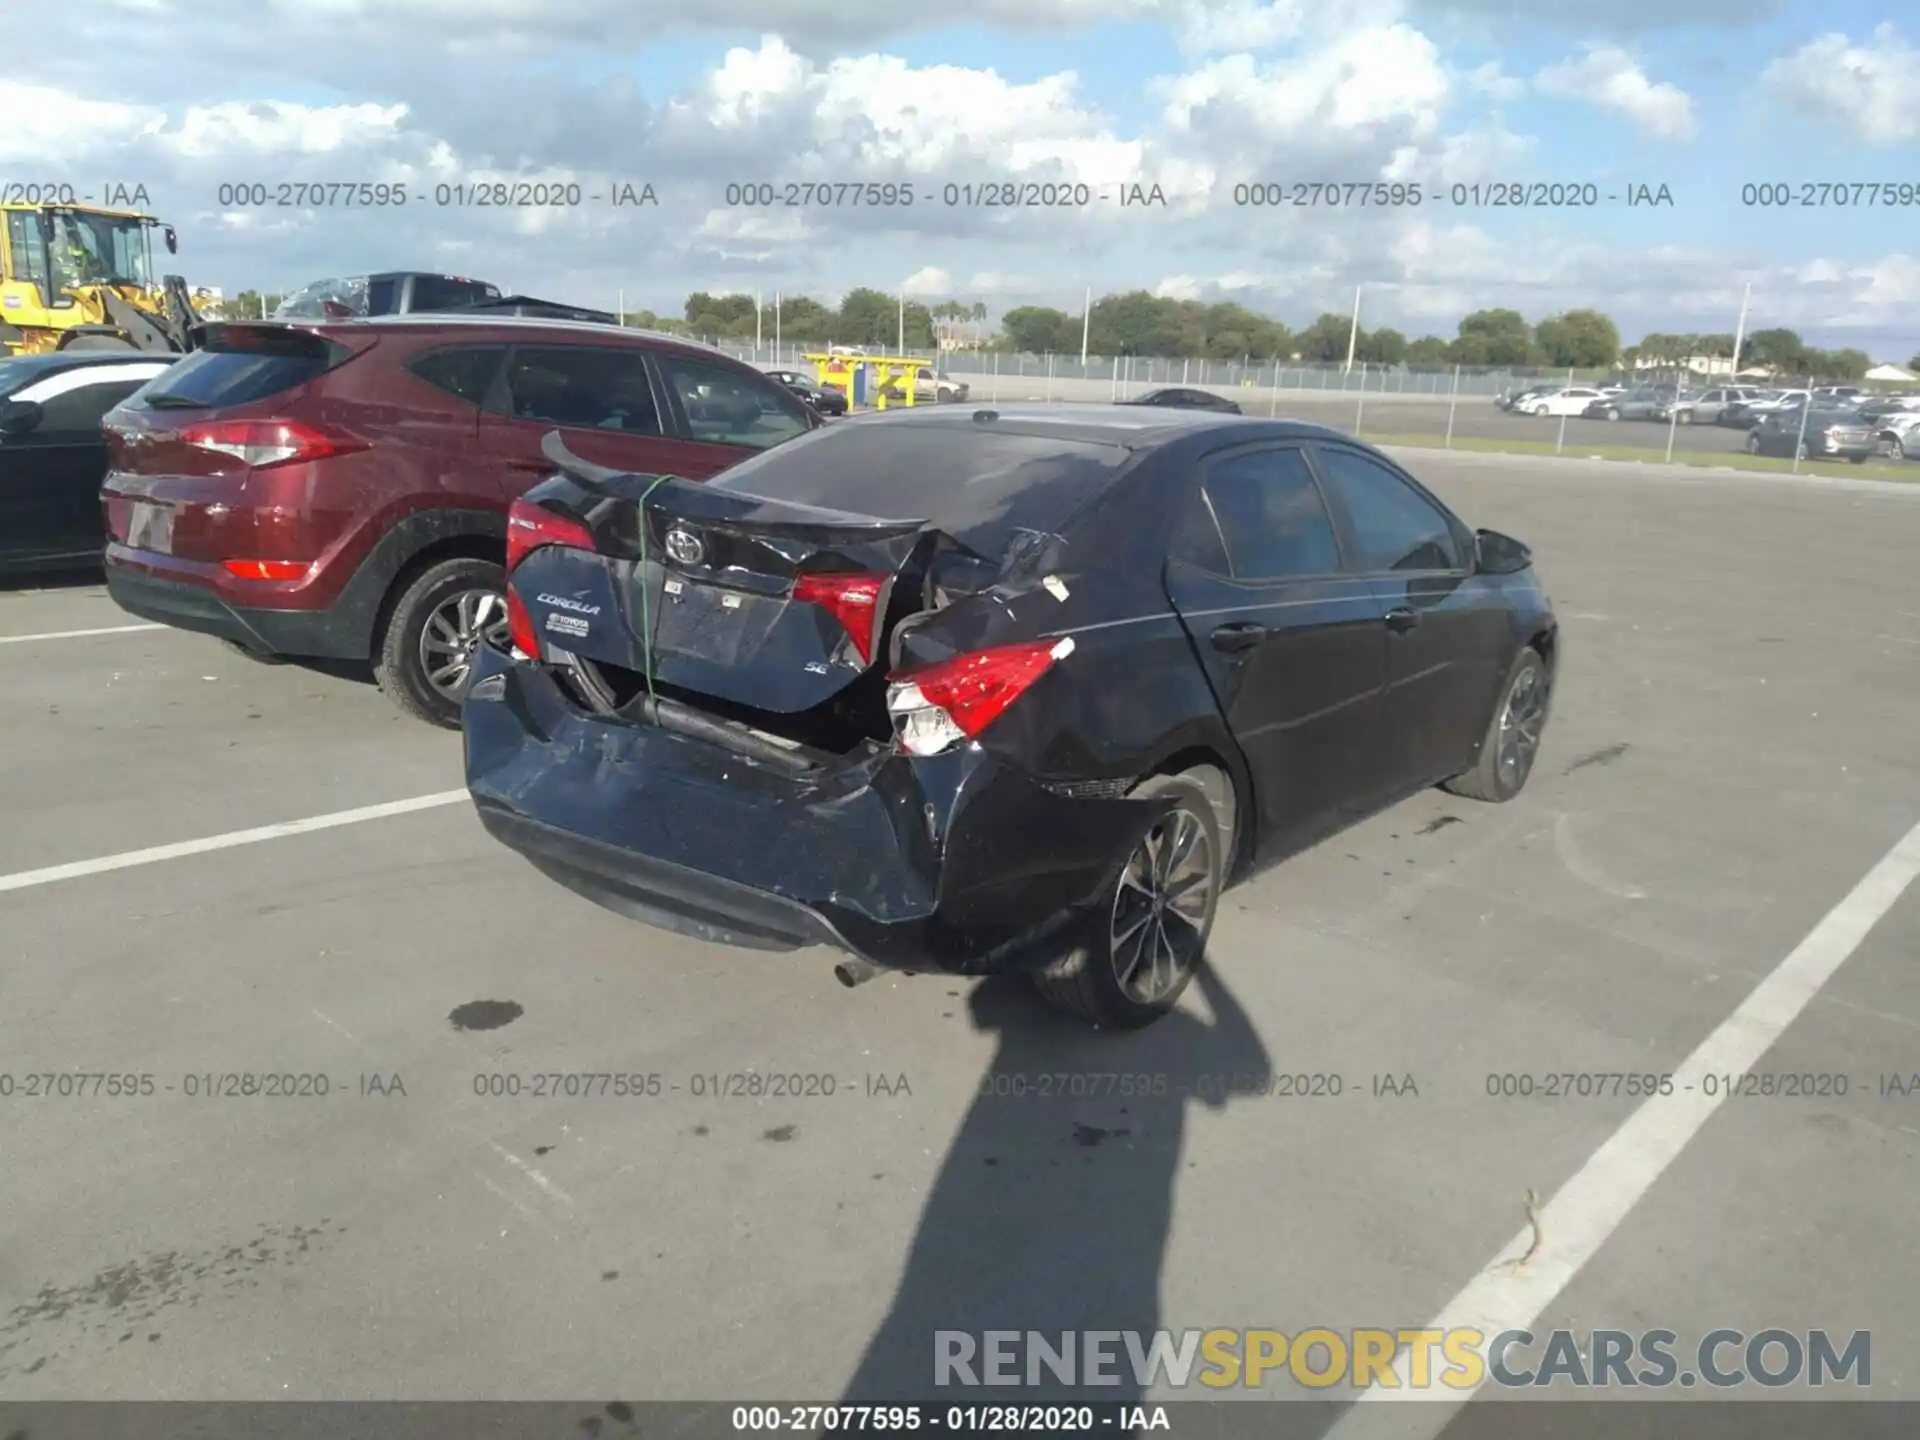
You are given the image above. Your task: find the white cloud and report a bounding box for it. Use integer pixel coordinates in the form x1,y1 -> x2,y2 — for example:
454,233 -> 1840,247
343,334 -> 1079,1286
1464,62 -> 1525,100
900,266 -> 954,295
1159,26 -> 1448,139
1535,45 -> 1695,139
1761,24 -> 1919,145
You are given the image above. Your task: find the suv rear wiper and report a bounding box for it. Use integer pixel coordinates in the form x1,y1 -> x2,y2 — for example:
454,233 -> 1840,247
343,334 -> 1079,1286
140,393 -> 210,409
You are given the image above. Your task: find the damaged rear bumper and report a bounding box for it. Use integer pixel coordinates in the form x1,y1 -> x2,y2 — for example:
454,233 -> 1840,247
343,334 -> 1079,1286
462,645 -> 1143,974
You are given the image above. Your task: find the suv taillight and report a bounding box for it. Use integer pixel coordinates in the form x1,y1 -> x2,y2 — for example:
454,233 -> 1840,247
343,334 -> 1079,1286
179,419 -> 365,469
792,571 -> 889,664
885,637 -> 1075,757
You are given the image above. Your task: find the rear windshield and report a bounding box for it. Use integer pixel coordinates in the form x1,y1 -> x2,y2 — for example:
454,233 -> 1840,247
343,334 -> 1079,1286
125,327 -> 350,408
707,421 -> 1132,557
409,276 -> 500,310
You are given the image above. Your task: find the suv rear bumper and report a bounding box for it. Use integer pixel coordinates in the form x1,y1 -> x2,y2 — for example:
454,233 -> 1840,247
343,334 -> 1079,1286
462,645 -> 1145,974
104,557 -> 369,659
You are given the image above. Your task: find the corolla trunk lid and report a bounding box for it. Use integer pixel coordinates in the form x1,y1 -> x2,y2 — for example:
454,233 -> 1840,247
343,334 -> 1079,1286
514,457 -> 938,716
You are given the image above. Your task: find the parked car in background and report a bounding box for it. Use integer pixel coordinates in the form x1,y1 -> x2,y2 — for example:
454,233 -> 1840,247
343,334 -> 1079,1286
1723,390 -> 1809,428
0,352 -> 174,574
1496,384 -> 1556,412
1666,386 -> 1760,425
1811,386 -> 1864,405
1582,387 -> 1667,421
878,366 -> 970,404
1517,386 -> 1608,416
1120,387 -> 1243,413
466,405 -> 1556,1028
101,315 -> 819,726
1744,403 -> 1876,462
760,366 -> 849,417
1856,394 -> 1920,424
1873,408 -> 1920,460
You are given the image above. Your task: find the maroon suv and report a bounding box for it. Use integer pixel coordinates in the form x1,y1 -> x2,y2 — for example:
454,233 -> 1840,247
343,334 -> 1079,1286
101,315 -> 818,725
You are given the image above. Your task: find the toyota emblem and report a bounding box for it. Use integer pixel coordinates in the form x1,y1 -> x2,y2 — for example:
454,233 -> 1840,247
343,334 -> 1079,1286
664,527 -> 704,566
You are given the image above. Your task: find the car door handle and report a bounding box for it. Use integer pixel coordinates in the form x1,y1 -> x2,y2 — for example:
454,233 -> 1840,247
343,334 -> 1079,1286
1384,606 -> 1420,633
1210,622 -> 1267,653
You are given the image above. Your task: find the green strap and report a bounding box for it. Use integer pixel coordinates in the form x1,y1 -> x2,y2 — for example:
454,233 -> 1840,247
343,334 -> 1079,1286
633,474 -> 675,711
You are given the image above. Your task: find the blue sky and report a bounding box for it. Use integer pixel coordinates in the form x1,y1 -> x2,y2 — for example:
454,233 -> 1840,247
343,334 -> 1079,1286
10,0 -> 1918,358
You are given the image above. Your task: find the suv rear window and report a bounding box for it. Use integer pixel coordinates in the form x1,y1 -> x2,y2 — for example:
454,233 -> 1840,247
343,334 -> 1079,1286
709,423 -> 1130,558
126,327 -> 351,408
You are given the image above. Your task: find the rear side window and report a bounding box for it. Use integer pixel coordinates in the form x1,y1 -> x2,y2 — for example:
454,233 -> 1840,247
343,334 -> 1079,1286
500,346 -> 660,434
1183,447 -> 1343,580
655,353 -> 810,450
408,347 -> 505,405
709,422 -> 1129,560
1314,447 -> 1462,573
128,329 -> 349,408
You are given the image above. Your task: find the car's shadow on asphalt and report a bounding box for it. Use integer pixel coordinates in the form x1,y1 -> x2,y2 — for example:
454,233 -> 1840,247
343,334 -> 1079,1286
835,960 -> 1274,1418
0,563 -> 106,595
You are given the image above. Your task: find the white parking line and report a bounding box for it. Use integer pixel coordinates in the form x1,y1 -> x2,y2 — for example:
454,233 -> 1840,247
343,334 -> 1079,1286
0,623 -> 165,645
1326,814 -> 1920,1435
0,791 -> 470,894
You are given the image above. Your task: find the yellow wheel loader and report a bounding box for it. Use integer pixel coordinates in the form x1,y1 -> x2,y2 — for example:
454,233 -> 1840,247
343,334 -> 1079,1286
0,202 -> 205,356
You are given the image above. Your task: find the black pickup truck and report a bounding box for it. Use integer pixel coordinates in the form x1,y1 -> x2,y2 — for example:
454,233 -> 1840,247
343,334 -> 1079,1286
271,273 -> 617,325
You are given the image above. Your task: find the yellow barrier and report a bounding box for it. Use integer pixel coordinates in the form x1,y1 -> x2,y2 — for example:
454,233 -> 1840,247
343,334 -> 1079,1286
801,352 -> 939,409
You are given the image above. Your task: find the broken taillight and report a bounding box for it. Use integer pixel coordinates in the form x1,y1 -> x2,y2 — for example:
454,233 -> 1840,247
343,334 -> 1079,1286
885,637 -> 1075,757
792,571 -> 889,664
506,498 -> 596,574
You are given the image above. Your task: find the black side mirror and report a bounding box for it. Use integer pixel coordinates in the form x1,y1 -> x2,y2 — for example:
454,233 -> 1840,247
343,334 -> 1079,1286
1474,528 -> 1531,575
165,227 -> 179,254
0,398 -> 44,437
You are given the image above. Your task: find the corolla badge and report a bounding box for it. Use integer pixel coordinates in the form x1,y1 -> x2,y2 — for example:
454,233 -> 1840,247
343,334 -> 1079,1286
664,527 -> 704,566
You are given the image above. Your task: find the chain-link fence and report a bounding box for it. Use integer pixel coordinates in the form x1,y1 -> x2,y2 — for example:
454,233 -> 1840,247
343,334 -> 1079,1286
693,340 -> 1918,479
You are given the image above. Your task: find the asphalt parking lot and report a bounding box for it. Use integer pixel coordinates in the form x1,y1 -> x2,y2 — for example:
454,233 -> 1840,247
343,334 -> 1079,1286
3,449 -> 1918,1417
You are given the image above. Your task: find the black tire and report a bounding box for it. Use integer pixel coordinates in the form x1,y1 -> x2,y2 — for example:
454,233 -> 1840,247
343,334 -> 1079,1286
1848,454 -> 1869,464
1677,410 -> 1693,425
1795,441 -> 1809,461
1605,408 -> 1620,421
1031,767 -> 1229,1029
1443,648 -> 1550,803
372,556 -> 508,729
57,334 -> 137,352
1746,433 -> 1762,454
219,637 -> 288,665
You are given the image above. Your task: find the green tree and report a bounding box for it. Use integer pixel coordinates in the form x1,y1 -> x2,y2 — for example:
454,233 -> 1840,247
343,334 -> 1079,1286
999,304 -> 1078,352
1360,327 -> 1407,365
1404,336 -> 1450,368
1457,308 -> 1534,365
1826,347 -> 1871,381
1743,327 -> 1805,373
1296,312 -> 1356,363
1533,309 -> 1619,368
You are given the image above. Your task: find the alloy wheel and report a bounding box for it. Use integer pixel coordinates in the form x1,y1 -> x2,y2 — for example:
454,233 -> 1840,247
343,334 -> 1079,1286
1109,808 -> 1214,1005
1496,666 -> 1548,790
419,587 -> 509,700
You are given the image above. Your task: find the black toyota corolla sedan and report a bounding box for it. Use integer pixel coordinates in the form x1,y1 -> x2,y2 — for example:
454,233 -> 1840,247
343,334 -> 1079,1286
464,406 -> 1556,1027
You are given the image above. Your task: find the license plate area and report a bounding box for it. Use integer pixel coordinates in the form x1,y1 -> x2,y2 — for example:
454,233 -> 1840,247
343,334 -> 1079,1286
125,501 -> 174,554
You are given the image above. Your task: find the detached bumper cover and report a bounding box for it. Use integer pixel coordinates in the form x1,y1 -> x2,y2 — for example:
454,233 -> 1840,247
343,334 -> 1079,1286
462,647 -> 1142,972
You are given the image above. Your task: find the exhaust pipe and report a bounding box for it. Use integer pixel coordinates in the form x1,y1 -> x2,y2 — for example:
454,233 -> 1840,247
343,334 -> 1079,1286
834,958 -> 879,989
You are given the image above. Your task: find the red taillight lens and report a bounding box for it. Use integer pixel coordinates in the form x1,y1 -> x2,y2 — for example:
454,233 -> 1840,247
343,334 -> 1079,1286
792,570 -> 889,663
885,637 -> 1073,756
507,498 -> 596,574
221,559 -> 310,581
505,586 -> 540,659
180,419 -> 365,469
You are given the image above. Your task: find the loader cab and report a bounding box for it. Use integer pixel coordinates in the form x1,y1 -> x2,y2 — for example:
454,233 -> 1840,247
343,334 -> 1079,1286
2,205 -> 170,350
2,204 -> 67,318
